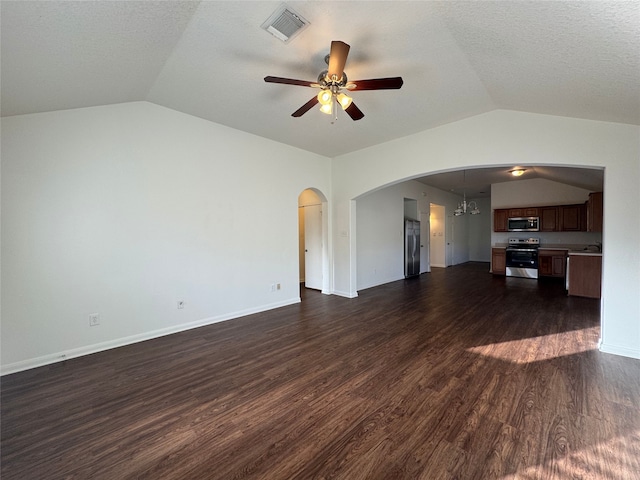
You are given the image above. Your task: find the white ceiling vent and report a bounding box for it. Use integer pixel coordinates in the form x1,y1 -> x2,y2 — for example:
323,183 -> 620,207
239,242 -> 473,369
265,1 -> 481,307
261,4 -> 310,43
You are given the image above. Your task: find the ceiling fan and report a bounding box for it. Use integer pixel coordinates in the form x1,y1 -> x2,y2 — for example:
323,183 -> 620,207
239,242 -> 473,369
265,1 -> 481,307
264,40 -> 403,121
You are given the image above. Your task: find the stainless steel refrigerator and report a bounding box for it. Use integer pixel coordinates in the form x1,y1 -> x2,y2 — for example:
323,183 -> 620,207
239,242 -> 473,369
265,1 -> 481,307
404,219 -> 420,278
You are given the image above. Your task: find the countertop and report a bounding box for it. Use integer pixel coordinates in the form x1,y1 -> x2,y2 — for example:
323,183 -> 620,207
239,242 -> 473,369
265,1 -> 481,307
492,243 -> 601,253
492,244 -> 602,256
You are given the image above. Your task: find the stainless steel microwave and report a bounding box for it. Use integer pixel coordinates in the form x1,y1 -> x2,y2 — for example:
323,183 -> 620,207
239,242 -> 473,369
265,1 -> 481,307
508,217 -> 540,232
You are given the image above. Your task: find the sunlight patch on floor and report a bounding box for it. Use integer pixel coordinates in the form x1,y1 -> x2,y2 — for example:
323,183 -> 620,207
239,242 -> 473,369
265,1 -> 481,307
466,327 -> 599,364
499,430 -> 640,479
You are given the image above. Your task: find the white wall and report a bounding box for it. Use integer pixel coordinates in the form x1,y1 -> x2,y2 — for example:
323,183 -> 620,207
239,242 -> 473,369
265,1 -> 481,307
1,102 -> 331,373
3,106 -> 638,372
333,110 -> 640,359
468,197 -> 492,262
356,179 -> 483,290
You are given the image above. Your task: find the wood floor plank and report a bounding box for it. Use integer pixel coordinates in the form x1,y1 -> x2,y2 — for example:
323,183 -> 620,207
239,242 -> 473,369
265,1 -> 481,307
2,262 -> 639,479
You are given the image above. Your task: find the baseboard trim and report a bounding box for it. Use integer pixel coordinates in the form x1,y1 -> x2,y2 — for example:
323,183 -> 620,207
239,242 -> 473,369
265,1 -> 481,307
599,342 -> 640,360
332,289 -> 358,299
1,297 -> 301,376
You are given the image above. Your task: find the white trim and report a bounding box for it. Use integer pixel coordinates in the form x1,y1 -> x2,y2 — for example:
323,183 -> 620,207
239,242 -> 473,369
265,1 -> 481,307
358,275 -> 405,291
331,289 -> 358,299
599,342 -> 640,360
1,297 -> 301,376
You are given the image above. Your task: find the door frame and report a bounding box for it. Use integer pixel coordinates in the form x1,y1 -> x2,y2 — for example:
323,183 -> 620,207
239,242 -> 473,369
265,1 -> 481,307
298,188 -> 331,295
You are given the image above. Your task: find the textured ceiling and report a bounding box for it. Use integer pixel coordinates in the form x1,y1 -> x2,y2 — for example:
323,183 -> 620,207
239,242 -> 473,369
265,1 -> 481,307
2,1 -> 639,164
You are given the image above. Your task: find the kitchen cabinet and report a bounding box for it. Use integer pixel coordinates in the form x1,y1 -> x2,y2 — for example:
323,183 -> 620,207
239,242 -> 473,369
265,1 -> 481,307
508,207 -> 539,217
559,204 -> 586,231
494,210 -> 508,232
587,192 -> 603,232
568,254 -> 602,298
540,207 -> 559,231
538,250 -> 567,278
491,248 -> 506,275
494,201 -> 594,232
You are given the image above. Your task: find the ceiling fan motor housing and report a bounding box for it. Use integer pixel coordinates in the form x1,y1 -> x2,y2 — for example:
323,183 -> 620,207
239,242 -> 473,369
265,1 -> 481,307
318,70 -> 348,88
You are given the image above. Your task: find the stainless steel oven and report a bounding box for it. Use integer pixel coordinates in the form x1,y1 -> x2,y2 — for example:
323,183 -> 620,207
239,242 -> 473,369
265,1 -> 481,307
505,237 -> 539,279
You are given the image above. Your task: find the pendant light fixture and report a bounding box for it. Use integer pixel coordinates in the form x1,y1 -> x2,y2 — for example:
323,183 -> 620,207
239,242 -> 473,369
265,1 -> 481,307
454,170 -> 480,216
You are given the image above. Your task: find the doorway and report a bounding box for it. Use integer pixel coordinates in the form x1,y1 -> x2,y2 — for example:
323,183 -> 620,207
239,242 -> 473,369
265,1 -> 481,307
429,203 -> 446,268
298,189 -> 329,293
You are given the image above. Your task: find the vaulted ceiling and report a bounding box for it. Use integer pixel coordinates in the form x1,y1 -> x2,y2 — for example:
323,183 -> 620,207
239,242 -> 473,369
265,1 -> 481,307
2,1 -> 638,179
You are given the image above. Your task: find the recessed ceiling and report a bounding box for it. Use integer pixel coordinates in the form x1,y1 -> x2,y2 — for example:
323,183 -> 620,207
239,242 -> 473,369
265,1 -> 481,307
1,1 -> 639,159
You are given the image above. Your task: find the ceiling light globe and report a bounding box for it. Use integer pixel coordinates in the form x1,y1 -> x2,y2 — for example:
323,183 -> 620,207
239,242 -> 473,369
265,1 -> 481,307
336,93 -> 352,110
317,90 -> 333,105
319,103 -> 333,115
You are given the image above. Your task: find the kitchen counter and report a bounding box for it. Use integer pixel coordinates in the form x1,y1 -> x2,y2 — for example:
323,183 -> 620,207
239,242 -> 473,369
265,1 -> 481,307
537,245 -> 602,255
567,253 -> 602,298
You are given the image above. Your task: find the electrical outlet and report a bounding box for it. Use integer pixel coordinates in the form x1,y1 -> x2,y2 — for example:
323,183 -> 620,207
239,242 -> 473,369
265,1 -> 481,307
89,313 -> 100,327
177,300 -> 185,309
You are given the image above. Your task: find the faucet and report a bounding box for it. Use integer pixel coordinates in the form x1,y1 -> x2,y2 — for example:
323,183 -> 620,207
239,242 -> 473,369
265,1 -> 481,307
586,242 -> 602,252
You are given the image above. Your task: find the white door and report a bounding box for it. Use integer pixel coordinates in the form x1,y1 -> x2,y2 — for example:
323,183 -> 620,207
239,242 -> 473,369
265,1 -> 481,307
304,204 -> 323,290
447,211 -> 454,266
420,212 -> 430,273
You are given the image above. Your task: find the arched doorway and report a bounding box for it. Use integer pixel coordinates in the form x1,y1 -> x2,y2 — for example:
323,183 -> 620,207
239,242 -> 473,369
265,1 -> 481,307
298,188 -> 329,294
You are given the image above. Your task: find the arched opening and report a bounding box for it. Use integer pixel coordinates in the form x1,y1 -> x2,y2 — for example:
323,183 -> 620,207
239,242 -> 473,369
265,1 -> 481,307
298,188 -> 330,296
353,164 -> 603,294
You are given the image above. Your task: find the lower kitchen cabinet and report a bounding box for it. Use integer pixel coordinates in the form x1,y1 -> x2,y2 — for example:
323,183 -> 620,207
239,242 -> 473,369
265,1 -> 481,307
568,254 -> 602,298
491,248 -> 506,275
538,250 -> 567,278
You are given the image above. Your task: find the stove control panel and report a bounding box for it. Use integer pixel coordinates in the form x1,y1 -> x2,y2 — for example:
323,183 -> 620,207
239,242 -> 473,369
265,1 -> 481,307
508,237 -> 540,246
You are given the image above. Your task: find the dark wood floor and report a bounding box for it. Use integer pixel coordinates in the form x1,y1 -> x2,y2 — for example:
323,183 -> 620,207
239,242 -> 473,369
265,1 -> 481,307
2,263 -> 639,479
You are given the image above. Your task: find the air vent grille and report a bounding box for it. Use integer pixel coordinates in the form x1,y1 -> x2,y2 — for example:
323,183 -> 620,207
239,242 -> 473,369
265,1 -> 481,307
261,5 -> 310,43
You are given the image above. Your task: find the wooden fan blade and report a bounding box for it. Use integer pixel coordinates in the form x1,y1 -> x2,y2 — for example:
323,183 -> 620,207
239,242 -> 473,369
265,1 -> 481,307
348,77 -> 404,91
292,96 -> 319,117
264,76 -> 316,87
344,101 -> 364,121
327,41 -> 350,80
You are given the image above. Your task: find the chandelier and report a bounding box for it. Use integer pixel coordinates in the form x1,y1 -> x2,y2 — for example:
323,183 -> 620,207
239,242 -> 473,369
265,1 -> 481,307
454,192 -> 480,216
454,170 -> 480,216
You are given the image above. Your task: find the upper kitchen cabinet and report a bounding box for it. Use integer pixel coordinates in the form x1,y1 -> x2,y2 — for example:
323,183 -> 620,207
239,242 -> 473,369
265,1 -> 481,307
559,204 -> 587,231
495,202 -> 594,232
508,207 -> 539,217
494,210 -> 508,232
587,192 -> 603,232
540,206 -> 559,231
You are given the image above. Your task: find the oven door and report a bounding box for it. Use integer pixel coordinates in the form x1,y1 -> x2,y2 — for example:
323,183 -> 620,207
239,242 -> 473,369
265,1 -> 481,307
506,248 -> 539,269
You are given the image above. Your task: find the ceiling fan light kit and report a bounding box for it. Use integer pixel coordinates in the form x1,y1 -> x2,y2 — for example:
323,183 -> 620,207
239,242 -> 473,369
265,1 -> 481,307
264,40 -> 403,121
